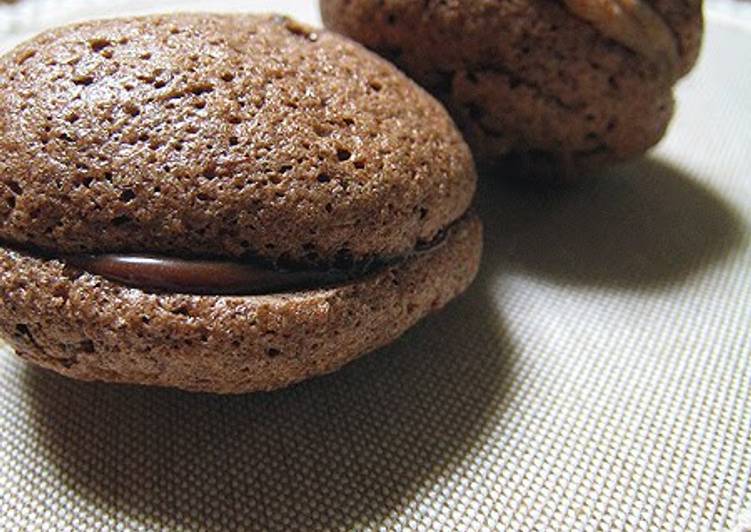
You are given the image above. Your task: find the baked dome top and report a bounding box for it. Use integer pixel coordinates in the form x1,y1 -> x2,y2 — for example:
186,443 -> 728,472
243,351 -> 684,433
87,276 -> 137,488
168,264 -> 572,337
0,14 -> 475,264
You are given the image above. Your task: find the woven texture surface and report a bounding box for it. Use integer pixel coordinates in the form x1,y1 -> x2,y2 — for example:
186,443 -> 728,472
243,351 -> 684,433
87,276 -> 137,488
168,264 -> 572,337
1,3 -> 750,530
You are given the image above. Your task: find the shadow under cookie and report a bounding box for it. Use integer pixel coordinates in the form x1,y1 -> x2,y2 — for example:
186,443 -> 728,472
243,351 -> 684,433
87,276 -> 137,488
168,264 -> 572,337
477,157 -> 746,289
22,270 -> 514,529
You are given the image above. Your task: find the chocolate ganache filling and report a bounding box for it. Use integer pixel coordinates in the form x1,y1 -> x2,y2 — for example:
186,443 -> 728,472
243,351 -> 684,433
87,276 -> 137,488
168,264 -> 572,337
59,229 -> 449,296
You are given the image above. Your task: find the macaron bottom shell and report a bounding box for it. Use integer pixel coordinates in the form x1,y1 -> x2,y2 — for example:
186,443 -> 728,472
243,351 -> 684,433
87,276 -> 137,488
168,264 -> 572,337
0,214 -> 481,394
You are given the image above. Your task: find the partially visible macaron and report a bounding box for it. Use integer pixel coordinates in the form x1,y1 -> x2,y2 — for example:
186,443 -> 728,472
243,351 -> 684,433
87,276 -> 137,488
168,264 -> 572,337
321,0 -> 703,176
0,14 -> 481,393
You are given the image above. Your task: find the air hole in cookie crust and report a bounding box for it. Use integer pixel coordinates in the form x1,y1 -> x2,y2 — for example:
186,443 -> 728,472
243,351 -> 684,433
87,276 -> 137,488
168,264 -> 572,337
73,75 -> 94,86
267,348 -> 281,357
80,340 -> 95,353
201,165 -> 217,180
189,83 -> 214,96
124,102 -> 140,116
52,284 -> 69,301
89,38 -> 111,52
336,149 -> 352,161
7,181 -> 23,195
119,189 -> 136,202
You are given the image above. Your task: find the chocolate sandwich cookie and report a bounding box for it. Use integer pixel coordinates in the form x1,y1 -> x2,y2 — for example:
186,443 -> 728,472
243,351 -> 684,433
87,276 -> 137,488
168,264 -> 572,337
0,14 -> 481,393
321,0 -> 703,176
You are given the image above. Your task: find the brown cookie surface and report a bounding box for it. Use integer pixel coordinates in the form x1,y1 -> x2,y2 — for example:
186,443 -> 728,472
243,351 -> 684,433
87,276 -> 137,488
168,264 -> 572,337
0,14 -> 481,393
0,14 -> 475,264
0,214 -> 482,394
321,0 -> 704,175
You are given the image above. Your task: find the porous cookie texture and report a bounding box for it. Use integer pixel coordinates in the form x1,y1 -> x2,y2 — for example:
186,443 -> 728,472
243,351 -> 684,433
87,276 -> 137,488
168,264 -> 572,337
0,14 -> 475,265
0,14 -> 481,393
321,0 -> 703,174
0,214 -> 482,394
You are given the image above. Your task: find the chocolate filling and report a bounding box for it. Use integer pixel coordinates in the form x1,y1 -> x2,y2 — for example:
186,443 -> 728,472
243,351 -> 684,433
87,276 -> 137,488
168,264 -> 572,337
59,230 -> 448,296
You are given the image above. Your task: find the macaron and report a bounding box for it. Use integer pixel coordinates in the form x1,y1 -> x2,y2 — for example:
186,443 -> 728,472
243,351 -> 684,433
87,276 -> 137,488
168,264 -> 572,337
0,14 -> 481,393
321,0 -> 704,175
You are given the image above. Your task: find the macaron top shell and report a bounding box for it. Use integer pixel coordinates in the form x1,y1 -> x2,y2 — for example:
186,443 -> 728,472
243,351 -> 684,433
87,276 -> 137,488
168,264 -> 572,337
0,14 -> 475,265
321,0 -> 703,169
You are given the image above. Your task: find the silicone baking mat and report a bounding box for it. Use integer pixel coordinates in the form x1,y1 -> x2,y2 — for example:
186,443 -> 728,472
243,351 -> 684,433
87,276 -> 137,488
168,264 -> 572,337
0,2 -> 749,530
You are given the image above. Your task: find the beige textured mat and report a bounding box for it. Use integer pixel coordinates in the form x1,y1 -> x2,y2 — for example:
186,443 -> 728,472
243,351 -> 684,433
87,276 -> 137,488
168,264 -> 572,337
0,3 -> 750,531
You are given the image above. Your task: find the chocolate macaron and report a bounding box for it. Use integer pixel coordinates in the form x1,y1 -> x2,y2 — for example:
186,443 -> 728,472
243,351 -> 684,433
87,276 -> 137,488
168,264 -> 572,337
321,0 -> 703,175
0,14 -> 481,393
